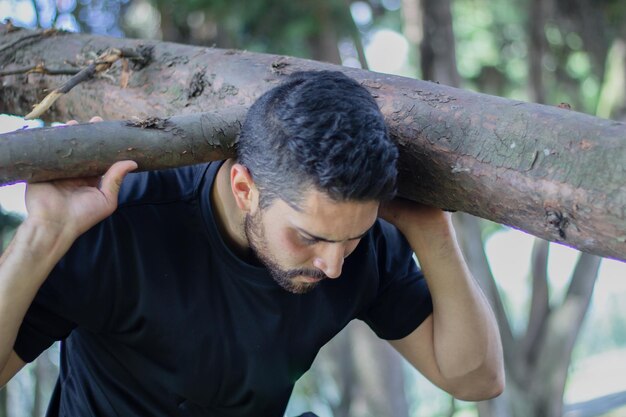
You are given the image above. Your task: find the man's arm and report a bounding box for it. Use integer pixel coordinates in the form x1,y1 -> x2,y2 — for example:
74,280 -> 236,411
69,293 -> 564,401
0,160 -> 137,381
379,200 -> 504,401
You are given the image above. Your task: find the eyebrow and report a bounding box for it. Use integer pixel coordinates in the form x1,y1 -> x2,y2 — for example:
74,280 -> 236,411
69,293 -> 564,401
295,226 -> 372,243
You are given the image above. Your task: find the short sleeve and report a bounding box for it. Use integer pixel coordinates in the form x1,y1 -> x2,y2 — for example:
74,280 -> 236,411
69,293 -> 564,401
13,219 -> 119,363
358,220 -> 433,340
13,166 -> 207,364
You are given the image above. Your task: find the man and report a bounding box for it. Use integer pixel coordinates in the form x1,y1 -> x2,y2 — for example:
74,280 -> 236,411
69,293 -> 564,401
0,71 -> 503,416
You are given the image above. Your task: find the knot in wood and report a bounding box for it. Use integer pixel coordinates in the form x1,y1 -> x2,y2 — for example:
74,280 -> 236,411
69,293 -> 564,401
271,59 -> 290,75
126,116 -> 169,129
545,209 -> 570,240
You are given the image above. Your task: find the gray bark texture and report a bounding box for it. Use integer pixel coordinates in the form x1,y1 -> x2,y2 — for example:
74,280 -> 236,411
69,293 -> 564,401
0,25 -> 625,262
0,110 -> 243,184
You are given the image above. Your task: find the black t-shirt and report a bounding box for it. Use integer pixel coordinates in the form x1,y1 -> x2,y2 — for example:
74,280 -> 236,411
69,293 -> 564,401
14,161 -> 432,417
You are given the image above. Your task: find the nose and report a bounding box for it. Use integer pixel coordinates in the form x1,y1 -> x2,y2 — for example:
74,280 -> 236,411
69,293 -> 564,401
313,243 -> 345,279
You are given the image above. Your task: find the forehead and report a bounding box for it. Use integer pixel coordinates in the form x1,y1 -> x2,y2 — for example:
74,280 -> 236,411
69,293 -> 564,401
269,189 -> 379,240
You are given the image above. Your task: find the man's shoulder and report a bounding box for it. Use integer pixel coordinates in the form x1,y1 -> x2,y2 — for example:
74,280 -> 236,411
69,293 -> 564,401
117,163 -> 213,208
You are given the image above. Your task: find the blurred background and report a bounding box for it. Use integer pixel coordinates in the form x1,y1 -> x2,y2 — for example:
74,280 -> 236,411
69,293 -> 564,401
1,0 -> 626,416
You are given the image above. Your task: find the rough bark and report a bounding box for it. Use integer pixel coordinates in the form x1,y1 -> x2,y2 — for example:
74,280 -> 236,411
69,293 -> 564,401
0,25 -> 625,262
0,109 -> 243,184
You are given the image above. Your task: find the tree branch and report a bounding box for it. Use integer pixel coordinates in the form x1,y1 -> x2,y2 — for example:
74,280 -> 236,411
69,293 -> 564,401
520,238 -> 550,362
23,47 -> 149,120
344,0 -> 369,70
528,252 -> 602,398
563,390 -> 626,417
0,107 -> 245,184
0,25 -> 624,261
566,253 -> 602,301
0,63 -> 80,76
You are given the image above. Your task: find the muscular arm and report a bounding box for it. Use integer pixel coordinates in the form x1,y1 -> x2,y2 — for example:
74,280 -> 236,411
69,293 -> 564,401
380,201 -> 504,400
0,216 -> 77,380
0,160 -> 137,380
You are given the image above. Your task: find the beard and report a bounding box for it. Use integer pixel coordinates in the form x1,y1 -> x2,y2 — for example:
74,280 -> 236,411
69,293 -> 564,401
244,209 -> 326,294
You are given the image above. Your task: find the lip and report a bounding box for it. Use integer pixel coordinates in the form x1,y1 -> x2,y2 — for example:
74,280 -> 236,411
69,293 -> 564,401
300,276 -> 323,283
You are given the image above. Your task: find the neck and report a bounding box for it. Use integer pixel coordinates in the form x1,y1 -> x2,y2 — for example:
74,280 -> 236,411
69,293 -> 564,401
211,159 -> 250,256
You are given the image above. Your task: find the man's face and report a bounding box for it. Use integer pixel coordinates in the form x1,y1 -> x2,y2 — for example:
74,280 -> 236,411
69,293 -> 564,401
244,189 -> 379,294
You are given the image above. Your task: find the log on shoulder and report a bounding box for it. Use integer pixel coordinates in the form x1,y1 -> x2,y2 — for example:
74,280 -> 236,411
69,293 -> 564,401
0,25 -> 624,262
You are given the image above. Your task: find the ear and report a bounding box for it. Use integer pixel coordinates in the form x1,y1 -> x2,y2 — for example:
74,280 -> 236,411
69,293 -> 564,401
230,163 -> 259,213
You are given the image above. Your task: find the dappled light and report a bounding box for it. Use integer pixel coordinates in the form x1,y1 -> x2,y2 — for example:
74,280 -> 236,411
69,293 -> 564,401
1,1 -> 625,417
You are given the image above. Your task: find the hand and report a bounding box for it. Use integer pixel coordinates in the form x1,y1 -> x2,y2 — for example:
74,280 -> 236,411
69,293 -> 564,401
378,198 -> 450,234
25,161 -> 137,236
24,117 -> 137,239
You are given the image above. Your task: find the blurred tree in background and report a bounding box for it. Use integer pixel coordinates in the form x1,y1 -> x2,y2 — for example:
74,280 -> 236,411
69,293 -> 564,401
1,0 -> 626,416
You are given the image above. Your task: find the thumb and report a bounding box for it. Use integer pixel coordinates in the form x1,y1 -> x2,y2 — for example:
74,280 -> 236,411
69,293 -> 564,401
99,160 -> 138,203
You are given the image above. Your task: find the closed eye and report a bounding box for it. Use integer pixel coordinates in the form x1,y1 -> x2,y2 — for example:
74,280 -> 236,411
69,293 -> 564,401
298,234 -> 320,246
295,226 -> 370,245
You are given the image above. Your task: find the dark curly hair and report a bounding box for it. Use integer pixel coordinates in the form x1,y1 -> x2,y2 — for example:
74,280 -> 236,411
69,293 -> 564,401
237,70 -> 398,209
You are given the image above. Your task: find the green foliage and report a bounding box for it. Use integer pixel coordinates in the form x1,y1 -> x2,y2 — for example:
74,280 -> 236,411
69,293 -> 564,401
4,1 -> 626,416
453,0 -> 528,99
142,0 -> 358,59
450,0 -> 626,116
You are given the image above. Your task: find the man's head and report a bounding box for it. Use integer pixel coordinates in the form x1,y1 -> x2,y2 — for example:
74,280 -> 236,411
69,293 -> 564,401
232,71 -> 398,293
237,70 -> 398,209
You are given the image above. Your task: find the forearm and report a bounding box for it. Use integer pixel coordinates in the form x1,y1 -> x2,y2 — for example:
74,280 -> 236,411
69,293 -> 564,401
0,219 -> 75,370
406,214 -> 503,393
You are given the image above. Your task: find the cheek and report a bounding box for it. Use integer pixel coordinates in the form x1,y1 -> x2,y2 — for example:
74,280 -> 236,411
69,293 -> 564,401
272,229 -> 313,261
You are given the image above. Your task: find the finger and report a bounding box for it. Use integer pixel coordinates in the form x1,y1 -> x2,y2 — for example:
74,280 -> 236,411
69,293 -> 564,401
89,116 -> 103,123
99,161 -> 138,203
65,120 -> 78,125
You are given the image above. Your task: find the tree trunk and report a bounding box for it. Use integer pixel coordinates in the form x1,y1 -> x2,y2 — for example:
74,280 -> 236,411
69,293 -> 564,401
0,387 -> 6,417
321,321 -> 409,417
554,0 -> 611,84
0,25 -> 625,262
344,0 -> 369,70
307,0 -> 342,65
33,351 -> 59,417
528,0 -> 546,104
0,217 -> 14,417
525,252 -> 601,417
155,0 -> 188,44
419,0 -> 461,87
454,214 -> 603,417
